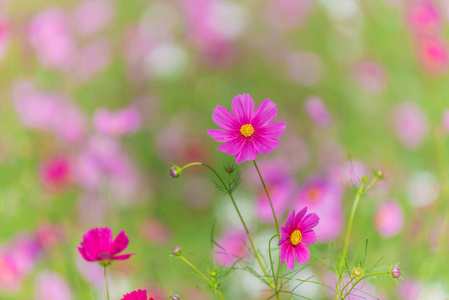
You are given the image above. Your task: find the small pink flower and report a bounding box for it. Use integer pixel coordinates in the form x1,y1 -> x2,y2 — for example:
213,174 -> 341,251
35,271 -> 72,300
40,157 -> 71,189
442,109 -> 449,132
304,96 -> 332,127
406,0 -> 441,36
207,94 -> 286,164
393,102 -> 428,149
352,60 -> 387,94
122,289 -> 153,300
374,201 -> 404,238
278,208 -> 319,269
415,36 -> 449,75
73,0 -> 115,37
77,227 -> 134,265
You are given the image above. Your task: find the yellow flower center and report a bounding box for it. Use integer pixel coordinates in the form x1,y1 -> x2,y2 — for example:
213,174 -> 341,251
290,230 -> 302,246
353,268 -> 363,277
240,124 -> 254,137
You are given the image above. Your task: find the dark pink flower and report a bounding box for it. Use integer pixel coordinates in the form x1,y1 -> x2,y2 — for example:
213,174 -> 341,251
77,228 -> 133,265
122,289 -> 153,300
207,94 -> 286,164
278,207 -> 319,269
40,157 -> 71,188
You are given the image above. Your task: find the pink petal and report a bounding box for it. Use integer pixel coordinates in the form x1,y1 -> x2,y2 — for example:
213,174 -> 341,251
280,241 -> 289,263
278,236 -> 289,246
252,99 -> 278,128
286,243 -> 295,269
109,231 -> 129,255
207,129 -> 238,143
285,210 -> 296,230
252,136 -> 279,154
112,253 -> 134,260
300,213 -> 320,232
293,207 -> 308,229
231,94 -> 254,125
212,106 -> 240,130
257,122 -> 287,138
235,141 -> 258,164
78,246 -> 96,261
294,243 -> 310,264
301,231 -> 316,246
217,138 -> 244,155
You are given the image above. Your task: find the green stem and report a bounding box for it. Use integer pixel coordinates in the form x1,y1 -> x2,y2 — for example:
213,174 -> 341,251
253,160 -> 280,237
341,271 -> 389,299
179,162 -> 275,289
104,266 -> 110,300
179,255 -> 224,300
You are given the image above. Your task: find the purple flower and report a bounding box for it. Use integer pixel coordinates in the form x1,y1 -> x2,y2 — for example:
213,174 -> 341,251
278,208 -> 319,269
207,94 -> 286,164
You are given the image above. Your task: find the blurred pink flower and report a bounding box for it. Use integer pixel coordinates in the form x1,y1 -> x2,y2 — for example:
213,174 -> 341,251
0,251 -> 23,292
123,25 -> 155,81
215,229 -> 248,265
74,38 -> 112,81
75,254 -> 104,287
278,208 -> 319,269
406,0 -> 441,36
296,177 -> 344,243
374,201 -> 404,238
29,8 -> 76,70
323,273 -> 385,299
12,81 -> 86,143
183,0 -> 245,66
352,60 -> 387,94
393,102 -> 428,149
263,0 -> 314,31
93,106 -> 141,137
398,278 -> 423,300
36,222 -> 65,251
415,36 -> 449,75
10,234 -> 42,275
78,227 -> 134,264
0,18 -> 9,62
122,290 -> 153,300
35,271 -> 72,300
207,94 -> 286,164
443,109 -> 449,132
73,0 -> 114,36
304,96 -> 332,127
39,157 -> 71,189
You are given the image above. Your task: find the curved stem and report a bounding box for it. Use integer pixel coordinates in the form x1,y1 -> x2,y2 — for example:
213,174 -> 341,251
103,266 -> 110,300
341,271 -> 389,299
179,162 -> 275,289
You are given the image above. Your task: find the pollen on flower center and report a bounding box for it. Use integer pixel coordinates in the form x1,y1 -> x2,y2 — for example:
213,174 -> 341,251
240,124 -> 255,137
290,230 -> 302,246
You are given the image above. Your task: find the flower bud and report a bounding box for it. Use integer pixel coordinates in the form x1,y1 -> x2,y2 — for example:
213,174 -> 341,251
169,295 -> 180,300
210,270 -> 217,277
170,165 -> 181,178
225,165 -> 234,173
172,246 -> 181,256
353,268 -> 363,277
374,169 -> 383,178
390,266 -> 401,278
361,176 -> 368,183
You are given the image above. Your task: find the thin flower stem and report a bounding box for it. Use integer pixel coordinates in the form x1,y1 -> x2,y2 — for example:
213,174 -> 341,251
341,271 -> 389,299
335,178 -> 378,299
268,235 -> 278,290
180,162 -> 275,289
103,266 -> 110,300
253,160 -> 280,237
253,160 -> 282,298
179,255 -> 224,300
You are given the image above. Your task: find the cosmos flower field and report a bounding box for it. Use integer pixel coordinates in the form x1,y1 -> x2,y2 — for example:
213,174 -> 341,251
0,0 -> 448,299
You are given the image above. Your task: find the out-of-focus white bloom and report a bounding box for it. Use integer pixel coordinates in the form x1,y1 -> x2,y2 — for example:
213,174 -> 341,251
407,172 -> 439,207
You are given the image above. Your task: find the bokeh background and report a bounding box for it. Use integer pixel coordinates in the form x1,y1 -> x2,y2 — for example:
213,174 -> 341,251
0,0 -> 448,299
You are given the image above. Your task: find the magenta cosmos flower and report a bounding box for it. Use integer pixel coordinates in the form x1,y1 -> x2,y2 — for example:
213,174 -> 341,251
122,289 -> 153,300
278,207 -> 319,269
78,227 -> 134,266
207,94 -> 286,164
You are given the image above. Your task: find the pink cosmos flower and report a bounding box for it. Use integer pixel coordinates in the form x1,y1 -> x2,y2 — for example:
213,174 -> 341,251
393,102 -> 428,149
78,227 -> 133,264
73,0 -> 115,37
278,207 -> 319,269
39,157 -> 71,189
406,0 -> 441,36
207,94 -> 286,164
374,201 -> 404,238
352,60 -> 387,94
415,36 -> 449,75
122,289 -> 153,300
